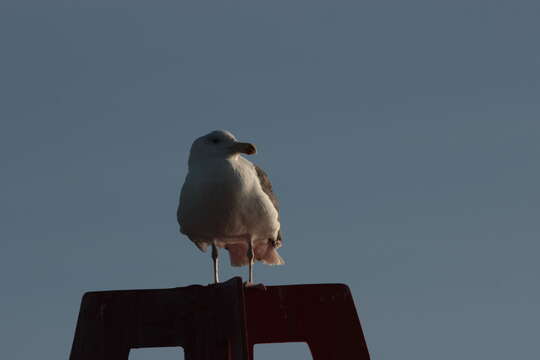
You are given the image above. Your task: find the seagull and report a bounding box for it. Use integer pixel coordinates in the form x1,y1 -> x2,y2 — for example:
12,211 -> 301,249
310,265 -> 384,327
177,130 -> 284,284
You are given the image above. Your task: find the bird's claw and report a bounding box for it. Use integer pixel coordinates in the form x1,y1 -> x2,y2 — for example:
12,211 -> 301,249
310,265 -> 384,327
243,282 -> 266,291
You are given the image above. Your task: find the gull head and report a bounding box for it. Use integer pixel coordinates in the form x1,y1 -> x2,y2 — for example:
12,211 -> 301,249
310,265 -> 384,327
189,130 -> 257,165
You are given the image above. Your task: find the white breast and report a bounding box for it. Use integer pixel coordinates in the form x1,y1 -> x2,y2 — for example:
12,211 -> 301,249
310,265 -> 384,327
179,157 -> 280,245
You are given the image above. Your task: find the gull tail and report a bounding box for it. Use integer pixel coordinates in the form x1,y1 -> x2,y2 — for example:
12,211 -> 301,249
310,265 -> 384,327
256,237 -> 285,265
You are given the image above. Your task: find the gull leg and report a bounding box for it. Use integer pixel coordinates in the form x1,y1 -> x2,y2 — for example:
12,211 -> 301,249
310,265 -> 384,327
246,237 -> 254,284
211,241 -> 219,284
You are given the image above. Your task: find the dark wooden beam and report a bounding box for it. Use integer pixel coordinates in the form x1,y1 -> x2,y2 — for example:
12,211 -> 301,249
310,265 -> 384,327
69,277 -> 247,360
245,283 -> 370,359
70,278 -> 371,359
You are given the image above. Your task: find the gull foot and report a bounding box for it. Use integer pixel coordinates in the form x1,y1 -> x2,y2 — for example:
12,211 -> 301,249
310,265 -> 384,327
243,282 -> 266,291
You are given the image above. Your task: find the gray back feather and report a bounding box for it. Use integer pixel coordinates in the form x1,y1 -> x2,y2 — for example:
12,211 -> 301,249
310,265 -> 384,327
254,164 -> 283,246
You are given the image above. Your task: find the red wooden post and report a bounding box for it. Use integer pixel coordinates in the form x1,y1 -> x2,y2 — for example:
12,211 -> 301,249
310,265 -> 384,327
69,277 -> 248,360
245,284 -> 370,360
70,278 -> 370,359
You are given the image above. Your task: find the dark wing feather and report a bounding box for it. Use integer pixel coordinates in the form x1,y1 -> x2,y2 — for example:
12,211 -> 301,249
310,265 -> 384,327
254,164 -> 283,247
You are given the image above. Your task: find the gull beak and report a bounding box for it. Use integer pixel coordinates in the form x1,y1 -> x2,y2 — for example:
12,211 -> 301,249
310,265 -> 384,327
230,142 -> 257,155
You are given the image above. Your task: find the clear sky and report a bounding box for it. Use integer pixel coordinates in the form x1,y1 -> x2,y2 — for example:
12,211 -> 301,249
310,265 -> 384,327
1,1 -> 539,359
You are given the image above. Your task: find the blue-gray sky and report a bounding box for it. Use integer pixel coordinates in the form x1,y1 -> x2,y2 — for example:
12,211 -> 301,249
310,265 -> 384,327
1,1 -> 539,359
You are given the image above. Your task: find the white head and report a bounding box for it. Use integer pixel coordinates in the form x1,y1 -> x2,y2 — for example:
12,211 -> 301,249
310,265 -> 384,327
188,130 -> 256,167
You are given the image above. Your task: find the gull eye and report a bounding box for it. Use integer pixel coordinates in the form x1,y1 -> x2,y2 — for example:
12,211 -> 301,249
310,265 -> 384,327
211,138 -> 221,144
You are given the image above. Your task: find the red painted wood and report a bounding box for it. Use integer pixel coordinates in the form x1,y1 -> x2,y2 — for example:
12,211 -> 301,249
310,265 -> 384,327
69,277 -> 248,360
69,279 -> 370,359
245,284 -> 370,360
